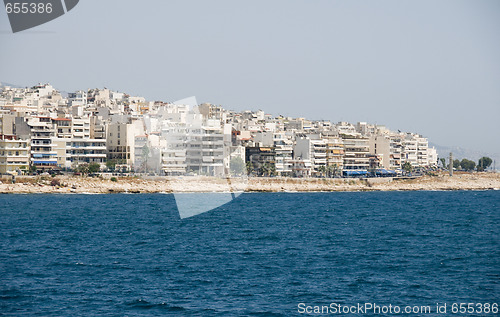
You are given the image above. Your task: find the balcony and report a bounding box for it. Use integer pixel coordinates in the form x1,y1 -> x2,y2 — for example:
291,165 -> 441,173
1,146 -> 29,151
162,157 -> 187,164
162,164 -> 187,169
70,153 -> 107,157
70,145 -> 107,150
202,156 -> 224,163
32,134 -> 54,139
31,158 -> 57,163
3,153 -> 30,159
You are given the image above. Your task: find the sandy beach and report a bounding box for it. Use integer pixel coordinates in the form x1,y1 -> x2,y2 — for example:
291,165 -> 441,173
1,172 -> 499,194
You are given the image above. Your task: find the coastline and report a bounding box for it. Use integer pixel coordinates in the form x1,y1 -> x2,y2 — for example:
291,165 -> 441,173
1,172 -> 499,194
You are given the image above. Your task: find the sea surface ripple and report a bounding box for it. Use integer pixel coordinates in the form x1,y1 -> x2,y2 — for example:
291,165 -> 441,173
1,191 -> 498,316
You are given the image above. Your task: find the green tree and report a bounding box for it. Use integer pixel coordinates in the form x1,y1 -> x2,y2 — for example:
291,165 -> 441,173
326,164 -> 337,178
317,165 -> 327,177
403,162 -> 413,174
106,159 -> 117,171
88,162 -> 101,174
460,159 -> 476,171
439,158 -> 447,168
259,163 -> 269,176
230,157 -> 245,175
453,159 -> 461,169
477,156 -> 493,171
246,161 -> 255,175
260,162 -> 276,177
269,162 -> 276,176
29,165 -> 37,173
75,163 -> 89,175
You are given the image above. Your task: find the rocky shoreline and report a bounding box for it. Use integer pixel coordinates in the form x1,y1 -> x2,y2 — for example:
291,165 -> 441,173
0,172 -> 499,194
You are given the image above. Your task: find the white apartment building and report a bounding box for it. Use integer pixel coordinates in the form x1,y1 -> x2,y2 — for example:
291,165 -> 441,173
294,135 -> 327,176
400,133 -> 428,168
336,122 -> 357,135
29,117 -> 58,170
48,116 -> 107,169
72,118 -> 91,139
65,139 -> 107,168
416,136 -> 429,166
428,147 -> 438,167
160,123 -> 188,175
273,132 -> 293,175
342,134 -> 370,176
186,121 -> 225,176
68,90 -> 87,107
399,133 -> 432,168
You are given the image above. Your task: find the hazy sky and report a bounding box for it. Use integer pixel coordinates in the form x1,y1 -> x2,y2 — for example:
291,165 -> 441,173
1,0 -> 499,153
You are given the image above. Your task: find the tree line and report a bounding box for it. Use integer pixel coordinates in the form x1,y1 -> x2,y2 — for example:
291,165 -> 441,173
439,156 -> 493,172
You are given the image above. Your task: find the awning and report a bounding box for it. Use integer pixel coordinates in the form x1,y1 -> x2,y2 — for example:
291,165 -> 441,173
33,161 -> 57,165
375,169 -> 397,175
343,170 -> 367,176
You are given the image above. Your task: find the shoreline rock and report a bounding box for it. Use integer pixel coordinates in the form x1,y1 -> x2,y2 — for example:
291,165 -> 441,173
0,172 -> 499,194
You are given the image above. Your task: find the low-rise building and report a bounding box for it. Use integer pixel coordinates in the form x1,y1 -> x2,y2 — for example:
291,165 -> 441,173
0,134 -> 30,174
66,139 -> 107,168
246,146 -> 276,176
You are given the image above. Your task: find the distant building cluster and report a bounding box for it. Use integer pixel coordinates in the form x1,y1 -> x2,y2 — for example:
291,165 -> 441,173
0,83 -> 438,176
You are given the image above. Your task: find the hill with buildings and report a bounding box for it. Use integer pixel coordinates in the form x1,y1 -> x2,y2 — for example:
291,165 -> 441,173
1,82 -> 442,177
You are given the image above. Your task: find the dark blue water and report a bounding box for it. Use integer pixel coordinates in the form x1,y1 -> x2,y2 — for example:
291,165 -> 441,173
1,191 -> 499,316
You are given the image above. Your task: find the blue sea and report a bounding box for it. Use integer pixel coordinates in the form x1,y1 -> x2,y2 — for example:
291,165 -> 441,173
1,191 -> 499,316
